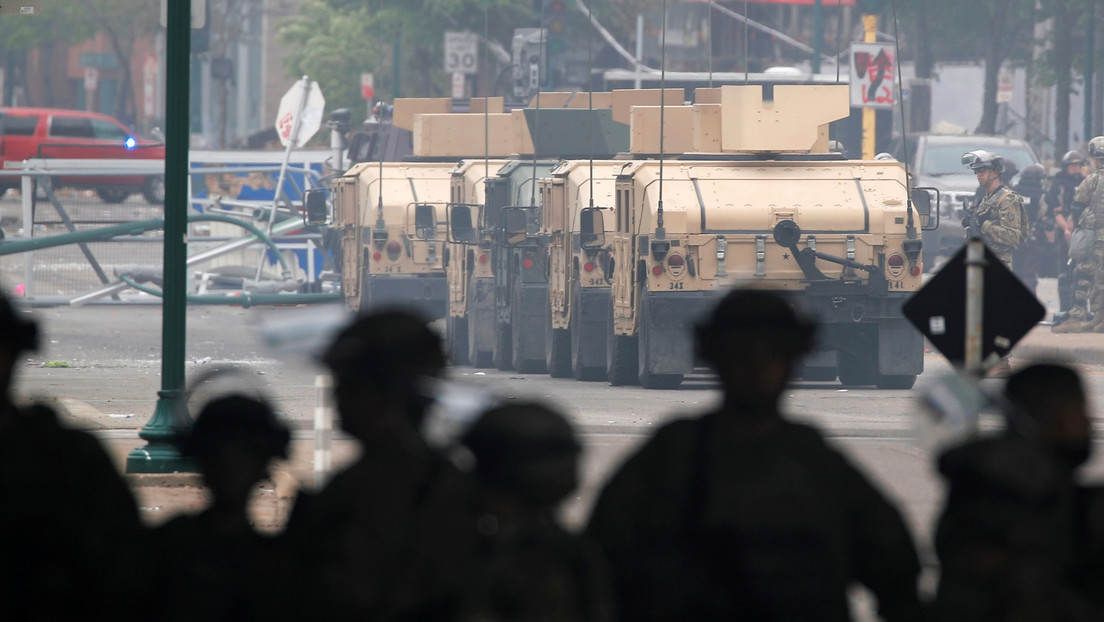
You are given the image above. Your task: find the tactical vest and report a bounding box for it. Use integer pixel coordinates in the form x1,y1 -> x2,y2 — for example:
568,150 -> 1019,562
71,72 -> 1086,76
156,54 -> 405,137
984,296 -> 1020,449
980,185 -> 1029,247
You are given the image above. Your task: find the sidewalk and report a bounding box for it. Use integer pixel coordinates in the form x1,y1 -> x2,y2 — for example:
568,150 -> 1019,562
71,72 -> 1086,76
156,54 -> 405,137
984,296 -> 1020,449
1010,323 -> 1104,367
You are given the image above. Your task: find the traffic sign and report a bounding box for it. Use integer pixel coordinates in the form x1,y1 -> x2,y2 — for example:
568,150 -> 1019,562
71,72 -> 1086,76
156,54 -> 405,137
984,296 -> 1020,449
275,79 -> 326,147
997,68 -> 1014,104
444,31 -> 479,75
360,72 -> 374,100
902,242 -> 1044,367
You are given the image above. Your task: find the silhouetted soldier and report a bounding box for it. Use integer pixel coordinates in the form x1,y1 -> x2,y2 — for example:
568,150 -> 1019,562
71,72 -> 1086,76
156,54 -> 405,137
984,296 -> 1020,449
457,401 -> 615,622
933,363 -> 1095,621
587,288 -> 924,622
145,394 -> 294,621
281,310 -> 480,620
0,291 -> 143,621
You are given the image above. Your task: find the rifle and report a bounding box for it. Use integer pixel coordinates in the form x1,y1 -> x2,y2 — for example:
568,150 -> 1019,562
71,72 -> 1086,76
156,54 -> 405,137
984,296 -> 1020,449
961,197 -> 984,239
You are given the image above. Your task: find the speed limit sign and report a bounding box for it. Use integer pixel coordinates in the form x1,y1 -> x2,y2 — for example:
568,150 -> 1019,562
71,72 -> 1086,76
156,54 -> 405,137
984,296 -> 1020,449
444,31 -> 478,75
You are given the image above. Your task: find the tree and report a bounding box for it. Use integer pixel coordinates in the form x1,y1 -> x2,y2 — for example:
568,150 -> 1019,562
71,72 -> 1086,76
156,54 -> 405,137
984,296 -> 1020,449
0,3 -> 93,106
76,0 -> 161,126
1035,0 -> 1091,155
279,0 -> 532,127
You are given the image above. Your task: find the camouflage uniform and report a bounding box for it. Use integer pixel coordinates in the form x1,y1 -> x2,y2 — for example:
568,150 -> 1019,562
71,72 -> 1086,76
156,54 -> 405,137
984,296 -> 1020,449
1065,164 -> 1104,328
974,184 -> 1029,269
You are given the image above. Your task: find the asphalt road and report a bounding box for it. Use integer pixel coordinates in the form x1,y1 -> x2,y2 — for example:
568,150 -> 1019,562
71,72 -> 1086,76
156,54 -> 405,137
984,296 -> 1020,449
11,303 -> 1104,568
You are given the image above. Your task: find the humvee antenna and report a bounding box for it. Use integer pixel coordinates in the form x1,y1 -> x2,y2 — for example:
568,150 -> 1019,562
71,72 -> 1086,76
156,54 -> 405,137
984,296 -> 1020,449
531,1 -> 546,207
484,9 -> 489,183
743,0 -> 749,84
375,0 -> 385,233
707,3 -> 713,89
587,2 -> 595,208
890,0 -> 917,239
656,0 -> 667,237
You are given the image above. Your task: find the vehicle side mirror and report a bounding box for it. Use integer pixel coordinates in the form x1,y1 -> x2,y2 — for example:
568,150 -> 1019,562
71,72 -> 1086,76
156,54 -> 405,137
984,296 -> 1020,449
414,203 -> 437,239
911,187 -> 940,231
502,207 -> 529,246
579,207 -> 606,249
304,189 -> 329,226
449,204 -> 478,244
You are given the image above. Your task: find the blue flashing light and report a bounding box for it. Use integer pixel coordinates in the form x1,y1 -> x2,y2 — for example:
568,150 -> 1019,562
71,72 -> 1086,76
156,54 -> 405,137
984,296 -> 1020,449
125,136 -> 137,150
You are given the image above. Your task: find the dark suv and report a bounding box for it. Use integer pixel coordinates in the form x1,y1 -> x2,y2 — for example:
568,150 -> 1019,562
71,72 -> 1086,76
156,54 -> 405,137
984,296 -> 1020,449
897,133 -> 1041,268
0,107 -> 165,203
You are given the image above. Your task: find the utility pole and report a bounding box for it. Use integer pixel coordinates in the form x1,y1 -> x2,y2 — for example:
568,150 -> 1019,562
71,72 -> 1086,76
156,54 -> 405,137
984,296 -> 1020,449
861,12 -> 877,159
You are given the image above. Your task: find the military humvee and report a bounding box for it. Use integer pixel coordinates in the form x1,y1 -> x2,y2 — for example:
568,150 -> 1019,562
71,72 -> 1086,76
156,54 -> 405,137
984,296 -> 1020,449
599,84 -> 932,389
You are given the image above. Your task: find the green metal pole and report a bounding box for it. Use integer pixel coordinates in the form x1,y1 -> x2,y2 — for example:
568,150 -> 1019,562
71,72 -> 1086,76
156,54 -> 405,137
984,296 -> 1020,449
127,0 -> 195,474
812,0 -> 823,74
1086,3 -> 1095,142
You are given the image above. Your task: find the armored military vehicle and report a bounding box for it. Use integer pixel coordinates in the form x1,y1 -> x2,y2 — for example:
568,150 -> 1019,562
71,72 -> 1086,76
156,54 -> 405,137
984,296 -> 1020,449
447,90 -> 664,370
541,159 -> 627,380
330,98 -> 512,319
601,84 -> 933,389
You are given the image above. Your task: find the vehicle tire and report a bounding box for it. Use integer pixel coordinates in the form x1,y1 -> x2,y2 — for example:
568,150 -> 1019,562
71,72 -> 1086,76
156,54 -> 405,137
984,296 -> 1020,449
512,286 -> 545,374
545,301 -> 571,378
637,302 -> 683,390
571,282 -> 604,381
493,321 -> 513,371
607,302 -> 638,386
837,350 -> 878,387
142,175 -> 165,204
97,187 -> 130,203
446,315 -> 469,367
467,275 -> 493,368
359,268 -> 372,312
876,374 -> 917,390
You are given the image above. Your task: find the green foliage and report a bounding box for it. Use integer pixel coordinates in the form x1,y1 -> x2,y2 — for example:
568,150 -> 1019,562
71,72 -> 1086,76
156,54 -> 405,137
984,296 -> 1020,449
0,2 -> 93,52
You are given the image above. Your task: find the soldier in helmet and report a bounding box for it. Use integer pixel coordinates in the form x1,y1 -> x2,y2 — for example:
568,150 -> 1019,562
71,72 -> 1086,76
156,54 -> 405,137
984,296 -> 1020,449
587,289 -> 924,622
1054,137 -> 1104,333
1049,151 -> 1087,317
962,150 -> 1030,270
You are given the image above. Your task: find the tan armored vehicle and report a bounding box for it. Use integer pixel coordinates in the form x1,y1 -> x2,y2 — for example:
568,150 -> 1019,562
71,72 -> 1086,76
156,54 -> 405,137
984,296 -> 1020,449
445,91 -> 652,369
597,84 -> 932,389
330,98 -> 514,318
542,159 -> 631,380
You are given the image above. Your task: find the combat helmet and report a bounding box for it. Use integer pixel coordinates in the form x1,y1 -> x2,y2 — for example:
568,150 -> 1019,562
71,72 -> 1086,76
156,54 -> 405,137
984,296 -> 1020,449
962,150 -> 1004,173
1061,150 -> 1085,166
1021,163 -> 1045,180
1088,136 -> 1104,160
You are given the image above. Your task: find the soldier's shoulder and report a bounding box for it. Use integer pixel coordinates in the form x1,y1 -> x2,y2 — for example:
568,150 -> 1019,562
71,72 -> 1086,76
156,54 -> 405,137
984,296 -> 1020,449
997,185 -> 1024,206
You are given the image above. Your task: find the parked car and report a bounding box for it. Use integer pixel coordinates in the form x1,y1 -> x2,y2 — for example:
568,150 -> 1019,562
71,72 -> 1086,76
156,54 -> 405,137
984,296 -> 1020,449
895,132 -> 1041,269
0,107 -> 165,204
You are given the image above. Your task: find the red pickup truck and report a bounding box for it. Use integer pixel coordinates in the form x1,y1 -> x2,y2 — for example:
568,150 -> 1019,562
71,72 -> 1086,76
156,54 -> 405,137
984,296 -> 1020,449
0,107 -> 165,204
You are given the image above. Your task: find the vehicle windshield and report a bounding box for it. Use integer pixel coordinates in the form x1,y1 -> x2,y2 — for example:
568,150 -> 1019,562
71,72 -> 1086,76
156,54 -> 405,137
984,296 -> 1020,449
921,143 -> 1038,176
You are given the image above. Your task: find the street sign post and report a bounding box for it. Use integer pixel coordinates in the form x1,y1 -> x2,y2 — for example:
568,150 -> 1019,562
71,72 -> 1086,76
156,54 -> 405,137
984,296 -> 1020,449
444,31 -> 479,75
903,240 -> 1045,371
275,78 -> 325,148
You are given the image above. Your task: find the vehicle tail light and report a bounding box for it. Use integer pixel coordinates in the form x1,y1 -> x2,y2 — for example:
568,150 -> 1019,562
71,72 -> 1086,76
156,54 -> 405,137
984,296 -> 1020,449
667,253 -> 685,268
386,240 -> 402,261
478,253 -> 489,264
523,258 -> 534,269
887,253 -> 905,268
651,265 -> 663,276
911,265 -> 921,276
372,251 -> 382,261
583,261 -> 595,273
